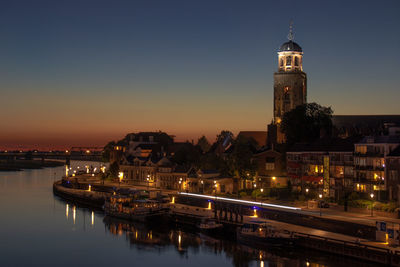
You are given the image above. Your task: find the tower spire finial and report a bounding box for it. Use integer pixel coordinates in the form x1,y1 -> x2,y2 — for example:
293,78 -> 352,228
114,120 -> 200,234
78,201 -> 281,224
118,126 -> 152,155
287,20 -> 294,41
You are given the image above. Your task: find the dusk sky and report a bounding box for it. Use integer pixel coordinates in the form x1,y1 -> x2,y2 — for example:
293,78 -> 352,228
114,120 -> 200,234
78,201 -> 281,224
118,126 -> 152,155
1,0 -> 399,150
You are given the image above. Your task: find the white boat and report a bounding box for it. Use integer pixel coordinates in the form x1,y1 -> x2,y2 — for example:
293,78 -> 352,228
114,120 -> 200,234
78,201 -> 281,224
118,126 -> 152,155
197,218 -> 223,233
237,220 -> 295,246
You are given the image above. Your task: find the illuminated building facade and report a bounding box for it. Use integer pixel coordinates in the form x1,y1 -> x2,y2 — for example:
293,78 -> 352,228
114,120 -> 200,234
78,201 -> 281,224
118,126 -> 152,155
286,137 -> 356,200
354,135 -> 400,200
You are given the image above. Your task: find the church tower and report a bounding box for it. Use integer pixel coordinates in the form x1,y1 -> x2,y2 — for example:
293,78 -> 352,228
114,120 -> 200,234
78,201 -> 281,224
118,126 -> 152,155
274,23 -> 307,124
271,23 -> 307,143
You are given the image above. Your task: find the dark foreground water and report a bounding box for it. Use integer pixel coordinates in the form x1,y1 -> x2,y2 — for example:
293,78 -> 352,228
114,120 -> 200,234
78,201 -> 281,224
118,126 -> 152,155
0,162 -> 379,267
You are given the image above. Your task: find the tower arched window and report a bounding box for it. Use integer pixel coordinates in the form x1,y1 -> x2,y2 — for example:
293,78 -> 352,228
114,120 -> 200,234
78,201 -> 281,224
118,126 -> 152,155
286,56 -> 292,66
294,57 -> 299,66
280,58 -> 284,67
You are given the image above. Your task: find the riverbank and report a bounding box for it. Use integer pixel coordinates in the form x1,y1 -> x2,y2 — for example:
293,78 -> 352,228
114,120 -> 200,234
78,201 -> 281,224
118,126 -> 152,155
0,159 -> 64,171
53,180 -> 109,208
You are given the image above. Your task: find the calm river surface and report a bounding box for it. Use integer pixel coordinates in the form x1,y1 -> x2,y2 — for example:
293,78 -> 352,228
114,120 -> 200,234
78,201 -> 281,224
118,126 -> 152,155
0,162 -> 379,267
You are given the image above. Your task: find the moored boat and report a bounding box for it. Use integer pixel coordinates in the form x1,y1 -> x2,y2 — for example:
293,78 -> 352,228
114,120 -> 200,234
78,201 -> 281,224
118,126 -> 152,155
237,220 -> 295,247
104,195 -> 168,222
196,218 -> 223,234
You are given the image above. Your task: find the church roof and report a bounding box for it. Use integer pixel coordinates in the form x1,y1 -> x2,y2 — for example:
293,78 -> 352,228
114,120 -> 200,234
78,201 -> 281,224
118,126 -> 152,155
279,41 -> 302,52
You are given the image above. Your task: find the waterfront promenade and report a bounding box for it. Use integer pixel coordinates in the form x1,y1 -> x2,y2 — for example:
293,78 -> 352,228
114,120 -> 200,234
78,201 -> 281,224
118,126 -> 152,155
64,174 -> 400,229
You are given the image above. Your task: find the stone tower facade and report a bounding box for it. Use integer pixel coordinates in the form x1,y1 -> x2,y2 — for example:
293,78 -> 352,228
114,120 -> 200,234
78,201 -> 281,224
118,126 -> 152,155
270,26 -> 307,144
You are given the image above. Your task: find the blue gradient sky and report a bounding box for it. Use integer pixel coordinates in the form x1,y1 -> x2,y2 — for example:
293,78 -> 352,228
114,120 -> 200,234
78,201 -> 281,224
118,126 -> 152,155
1,0 -> 399,149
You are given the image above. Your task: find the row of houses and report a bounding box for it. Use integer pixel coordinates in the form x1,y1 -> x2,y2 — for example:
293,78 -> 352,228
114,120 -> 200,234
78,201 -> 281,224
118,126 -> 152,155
110,128 -> 400,203
110,132 -> 236,194
253,129 -> 400,202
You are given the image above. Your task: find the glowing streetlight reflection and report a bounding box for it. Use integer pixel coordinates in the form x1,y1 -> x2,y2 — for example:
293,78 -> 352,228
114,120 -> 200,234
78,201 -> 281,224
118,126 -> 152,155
91,211 -> 94,226
73,206 -> 76,224
66,204 -> 69,219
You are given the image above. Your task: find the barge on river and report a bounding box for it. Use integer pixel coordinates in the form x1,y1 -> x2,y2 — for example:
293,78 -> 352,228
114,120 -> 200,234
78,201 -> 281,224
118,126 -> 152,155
104,195 -> 168,222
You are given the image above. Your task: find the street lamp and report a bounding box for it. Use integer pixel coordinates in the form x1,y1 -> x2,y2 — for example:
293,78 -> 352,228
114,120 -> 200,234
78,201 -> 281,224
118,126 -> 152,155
319,194 -> 323,216
200,180 -> 204,194
147,174 -> 150,191
214,180 -> 217,198
370,193 -> 374,217
305,188 -> 309,208
118,172 -> 124,187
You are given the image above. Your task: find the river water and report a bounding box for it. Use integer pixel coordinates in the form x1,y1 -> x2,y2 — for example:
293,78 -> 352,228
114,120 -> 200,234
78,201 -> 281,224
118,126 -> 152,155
0,162 -> 378,267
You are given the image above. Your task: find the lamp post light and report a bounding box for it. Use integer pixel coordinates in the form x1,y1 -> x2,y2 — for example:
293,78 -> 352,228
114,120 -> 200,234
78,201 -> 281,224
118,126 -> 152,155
118,172 -> 124,188
305,188 -> 309,208
200,180 -> 204,194
370,193 -> 374,217
319,194 -> 323,216
253,183 -> 257,201
147,174 -> 150,191
214,180 -> 217,198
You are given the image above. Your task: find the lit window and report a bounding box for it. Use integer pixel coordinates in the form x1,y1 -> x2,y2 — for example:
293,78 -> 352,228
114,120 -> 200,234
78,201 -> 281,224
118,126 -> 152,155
265,163 -> 275,170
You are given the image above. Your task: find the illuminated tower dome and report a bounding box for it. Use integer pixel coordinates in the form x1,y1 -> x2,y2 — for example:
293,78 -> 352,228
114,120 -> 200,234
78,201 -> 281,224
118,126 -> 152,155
273,23 -> 307,127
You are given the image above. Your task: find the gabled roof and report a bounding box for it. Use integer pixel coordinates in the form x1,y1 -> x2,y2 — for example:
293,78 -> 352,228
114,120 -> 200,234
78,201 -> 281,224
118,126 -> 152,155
156,156 -> 173,167
198,169 -> 219,174
174,165 -> 192,174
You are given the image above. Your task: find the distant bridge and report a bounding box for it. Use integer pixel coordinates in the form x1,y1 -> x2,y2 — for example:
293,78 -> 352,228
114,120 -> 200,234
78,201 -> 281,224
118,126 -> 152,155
0,147 -> 104,163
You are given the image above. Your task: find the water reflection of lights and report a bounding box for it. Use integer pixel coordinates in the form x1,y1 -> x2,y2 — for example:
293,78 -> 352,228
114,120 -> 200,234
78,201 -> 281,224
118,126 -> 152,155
66,204 -> 69,219
91,211 -> 94,226
259,251 -> 264,267
73,206 -> 76,224
178,232 -> 182,248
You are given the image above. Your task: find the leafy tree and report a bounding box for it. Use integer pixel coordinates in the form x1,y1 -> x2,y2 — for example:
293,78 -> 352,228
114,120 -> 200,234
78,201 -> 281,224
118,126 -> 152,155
109,161 -> 119,178
229,135 -> 258,187
281,102 -> 333,144
196,136 -> 211,154
171,142 -> 201,168
216,130 -> 234,144
102,141 -> 116,162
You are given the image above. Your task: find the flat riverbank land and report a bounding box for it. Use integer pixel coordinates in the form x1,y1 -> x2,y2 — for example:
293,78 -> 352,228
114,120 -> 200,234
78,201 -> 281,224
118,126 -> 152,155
0,159 -> 64,171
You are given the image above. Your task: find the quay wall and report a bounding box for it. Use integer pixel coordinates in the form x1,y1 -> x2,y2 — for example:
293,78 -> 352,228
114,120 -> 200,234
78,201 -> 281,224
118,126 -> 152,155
53,181 -> 109,208
175,195 -> 376,240
294,232 -> 400,266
